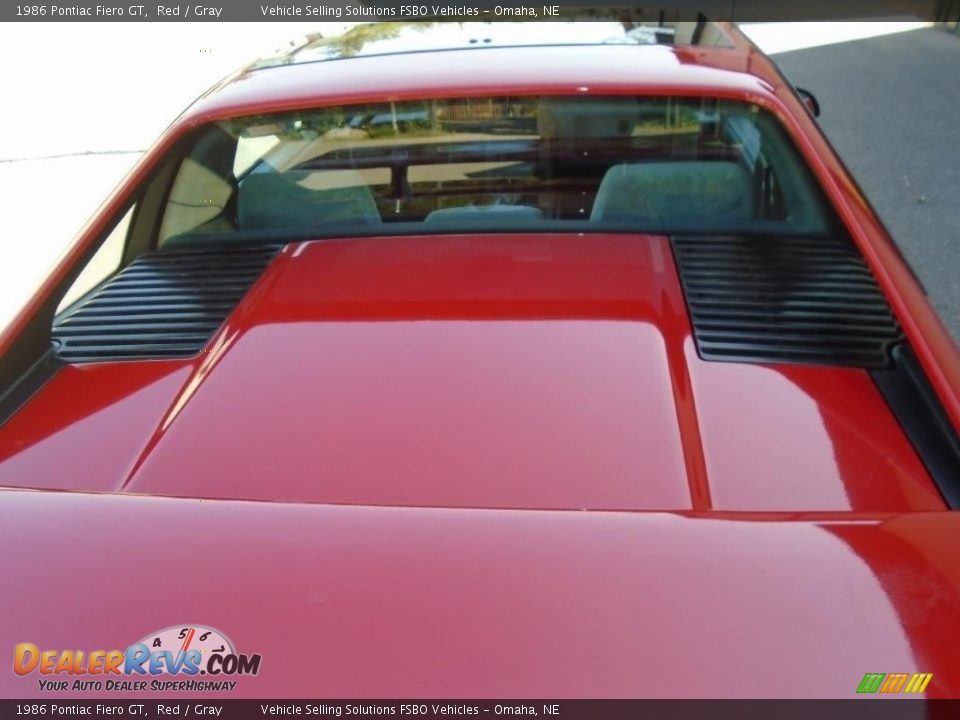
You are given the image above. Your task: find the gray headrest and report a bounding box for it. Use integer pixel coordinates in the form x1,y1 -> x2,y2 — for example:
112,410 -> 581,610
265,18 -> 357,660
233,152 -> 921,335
238,171 -> 381,230
591,161 -> 754,223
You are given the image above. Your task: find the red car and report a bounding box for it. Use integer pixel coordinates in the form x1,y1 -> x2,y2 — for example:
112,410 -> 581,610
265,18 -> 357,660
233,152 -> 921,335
1,20 -> 959,699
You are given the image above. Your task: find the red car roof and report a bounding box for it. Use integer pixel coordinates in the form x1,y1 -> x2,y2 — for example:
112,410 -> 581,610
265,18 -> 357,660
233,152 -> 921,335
180,37 -> 775,128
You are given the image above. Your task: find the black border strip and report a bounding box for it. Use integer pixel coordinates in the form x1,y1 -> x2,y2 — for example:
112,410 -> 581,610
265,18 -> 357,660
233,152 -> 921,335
0,348 -> 63,428
873,343 -> 960,508
0,700 -> 952,718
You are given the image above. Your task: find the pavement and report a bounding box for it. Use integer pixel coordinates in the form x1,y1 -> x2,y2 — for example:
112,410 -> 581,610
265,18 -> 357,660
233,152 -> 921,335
0,22 -> 957,341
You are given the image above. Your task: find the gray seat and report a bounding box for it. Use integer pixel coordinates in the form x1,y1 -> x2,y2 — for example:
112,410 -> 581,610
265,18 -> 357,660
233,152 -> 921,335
590,161 -> 755,224
238,171 -> 381,231
424,205 -> 544,225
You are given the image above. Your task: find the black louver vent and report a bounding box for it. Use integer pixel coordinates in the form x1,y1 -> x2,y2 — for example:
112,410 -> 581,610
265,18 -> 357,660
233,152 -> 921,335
672,235 -> 903,368
53,244 -> 281,363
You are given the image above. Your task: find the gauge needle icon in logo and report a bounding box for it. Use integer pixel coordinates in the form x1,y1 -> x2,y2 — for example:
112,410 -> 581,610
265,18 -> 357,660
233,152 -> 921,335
180,628 -> 196,655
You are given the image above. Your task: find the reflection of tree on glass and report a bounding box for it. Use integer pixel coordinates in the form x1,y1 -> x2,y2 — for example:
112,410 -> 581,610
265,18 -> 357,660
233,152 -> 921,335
302,22 -> 440,60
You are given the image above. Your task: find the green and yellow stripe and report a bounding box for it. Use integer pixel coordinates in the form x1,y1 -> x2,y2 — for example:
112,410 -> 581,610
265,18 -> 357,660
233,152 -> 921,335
857,672 -> 932,694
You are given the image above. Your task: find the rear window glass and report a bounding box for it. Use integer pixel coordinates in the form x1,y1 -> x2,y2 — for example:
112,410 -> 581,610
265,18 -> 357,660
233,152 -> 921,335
159,96 -> 834,245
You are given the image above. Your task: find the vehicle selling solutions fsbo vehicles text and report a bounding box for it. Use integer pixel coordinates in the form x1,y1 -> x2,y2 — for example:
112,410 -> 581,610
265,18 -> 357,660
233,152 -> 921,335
259,4 -> 557,17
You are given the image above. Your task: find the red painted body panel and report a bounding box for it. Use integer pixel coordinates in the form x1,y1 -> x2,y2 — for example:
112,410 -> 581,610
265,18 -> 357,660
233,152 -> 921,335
2,489 -> 960,698
123,234 -> 691,510
0,362 -> 192,490
686,341 -> 943,511
0,234 -> 943,512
